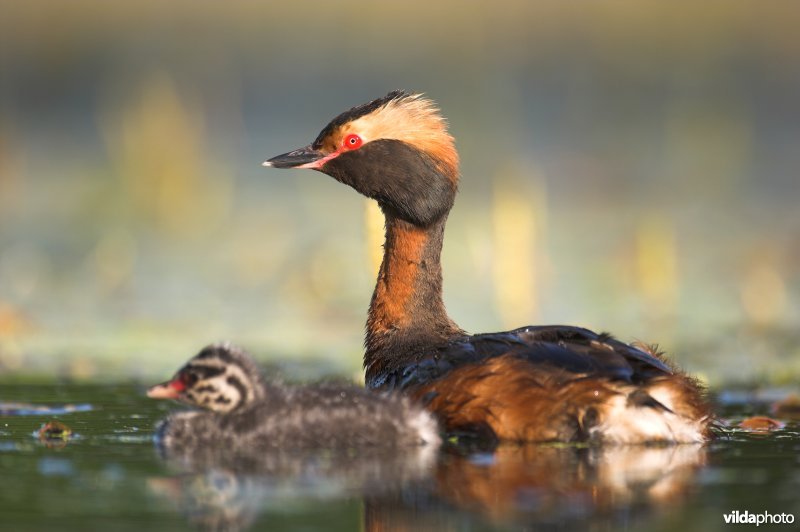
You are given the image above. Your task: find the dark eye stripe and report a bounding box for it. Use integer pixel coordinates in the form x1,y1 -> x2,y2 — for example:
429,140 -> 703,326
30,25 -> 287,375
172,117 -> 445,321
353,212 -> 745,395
185,363 -> 226,380
226,375 -> 247,408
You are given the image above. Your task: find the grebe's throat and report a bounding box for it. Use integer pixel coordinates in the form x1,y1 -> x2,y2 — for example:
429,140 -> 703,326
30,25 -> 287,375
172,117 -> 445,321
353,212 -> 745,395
365,214 -> 462,383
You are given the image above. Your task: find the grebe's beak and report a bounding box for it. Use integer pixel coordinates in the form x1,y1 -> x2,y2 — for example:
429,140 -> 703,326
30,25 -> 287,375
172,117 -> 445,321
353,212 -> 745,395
146,379 -> 184,400
263,145 -> 325,169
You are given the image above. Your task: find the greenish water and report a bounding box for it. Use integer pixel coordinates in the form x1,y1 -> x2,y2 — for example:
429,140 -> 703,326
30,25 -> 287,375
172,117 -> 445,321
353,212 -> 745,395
1,383 -> 798,531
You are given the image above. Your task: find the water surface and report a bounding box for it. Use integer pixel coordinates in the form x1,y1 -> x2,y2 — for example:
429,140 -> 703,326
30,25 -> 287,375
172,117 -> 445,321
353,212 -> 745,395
1,383 -> 798,531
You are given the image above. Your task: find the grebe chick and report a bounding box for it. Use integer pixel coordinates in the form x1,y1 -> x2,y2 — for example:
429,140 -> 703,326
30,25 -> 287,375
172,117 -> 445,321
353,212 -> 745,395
147,343 -> 441,451
263,90 -> 713,444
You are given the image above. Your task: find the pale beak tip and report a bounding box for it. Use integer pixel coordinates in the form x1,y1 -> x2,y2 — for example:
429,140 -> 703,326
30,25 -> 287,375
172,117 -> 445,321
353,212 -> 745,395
147,383 -> 177,400
262,160 -> 273,167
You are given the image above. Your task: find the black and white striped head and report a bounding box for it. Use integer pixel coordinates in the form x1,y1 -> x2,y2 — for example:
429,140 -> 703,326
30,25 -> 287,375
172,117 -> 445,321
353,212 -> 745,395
147,344 -> 266,413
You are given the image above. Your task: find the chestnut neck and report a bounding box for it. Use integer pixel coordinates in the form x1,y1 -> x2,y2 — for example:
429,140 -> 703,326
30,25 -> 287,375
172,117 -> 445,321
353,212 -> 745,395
364,213 -> 463,386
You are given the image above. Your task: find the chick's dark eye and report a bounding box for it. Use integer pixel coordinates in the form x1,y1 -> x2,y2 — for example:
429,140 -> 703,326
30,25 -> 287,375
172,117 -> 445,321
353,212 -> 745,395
343,134 -> 362,150
180,371 -> 198,387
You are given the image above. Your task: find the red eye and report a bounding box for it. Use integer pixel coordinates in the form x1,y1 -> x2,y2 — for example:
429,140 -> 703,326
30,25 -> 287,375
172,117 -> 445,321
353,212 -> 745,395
343,134 -> 362,150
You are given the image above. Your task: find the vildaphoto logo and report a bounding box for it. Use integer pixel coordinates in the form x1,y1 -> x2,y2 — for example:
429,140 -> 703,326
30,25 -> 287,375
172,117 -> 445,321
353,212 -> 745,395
723,510 -> 795,526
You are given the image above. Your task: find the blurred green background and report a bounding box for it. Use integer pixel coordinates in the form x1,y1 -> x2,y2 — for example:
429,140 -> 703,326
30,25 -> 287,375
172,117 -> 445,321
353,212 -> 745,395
1,0 -> 798,385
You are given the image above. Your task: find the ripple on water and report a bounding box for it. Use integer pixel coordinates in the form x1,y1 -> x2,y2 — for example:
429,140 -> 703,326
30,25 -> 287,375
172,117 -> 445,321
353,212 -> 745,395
38,457 -> 75,476
0,403 -> 93,416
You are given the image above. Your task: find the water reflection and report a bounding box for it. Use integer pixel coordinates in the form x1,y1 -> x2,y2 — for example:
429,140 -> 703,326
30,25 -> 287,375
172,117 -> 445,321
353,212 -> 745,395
149,473 -> 263,532
156,441 -> 439,492
150,442 -> 706,530
426,444 -> 706,526
150,441 -> 438,530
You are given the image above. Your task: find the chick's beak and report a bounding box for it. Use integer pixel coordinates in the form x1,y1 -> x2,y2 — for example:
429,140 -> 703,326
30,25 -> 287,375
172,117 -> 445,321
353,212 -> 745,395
262,145 -> 325,169
147,380 -> 182,400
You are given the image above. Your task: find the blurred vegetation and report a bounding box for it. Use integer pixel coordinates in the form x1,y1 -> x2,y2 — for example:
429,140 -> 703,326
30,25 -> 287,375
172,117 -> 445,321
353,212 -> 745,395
1,1 -> 799,384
